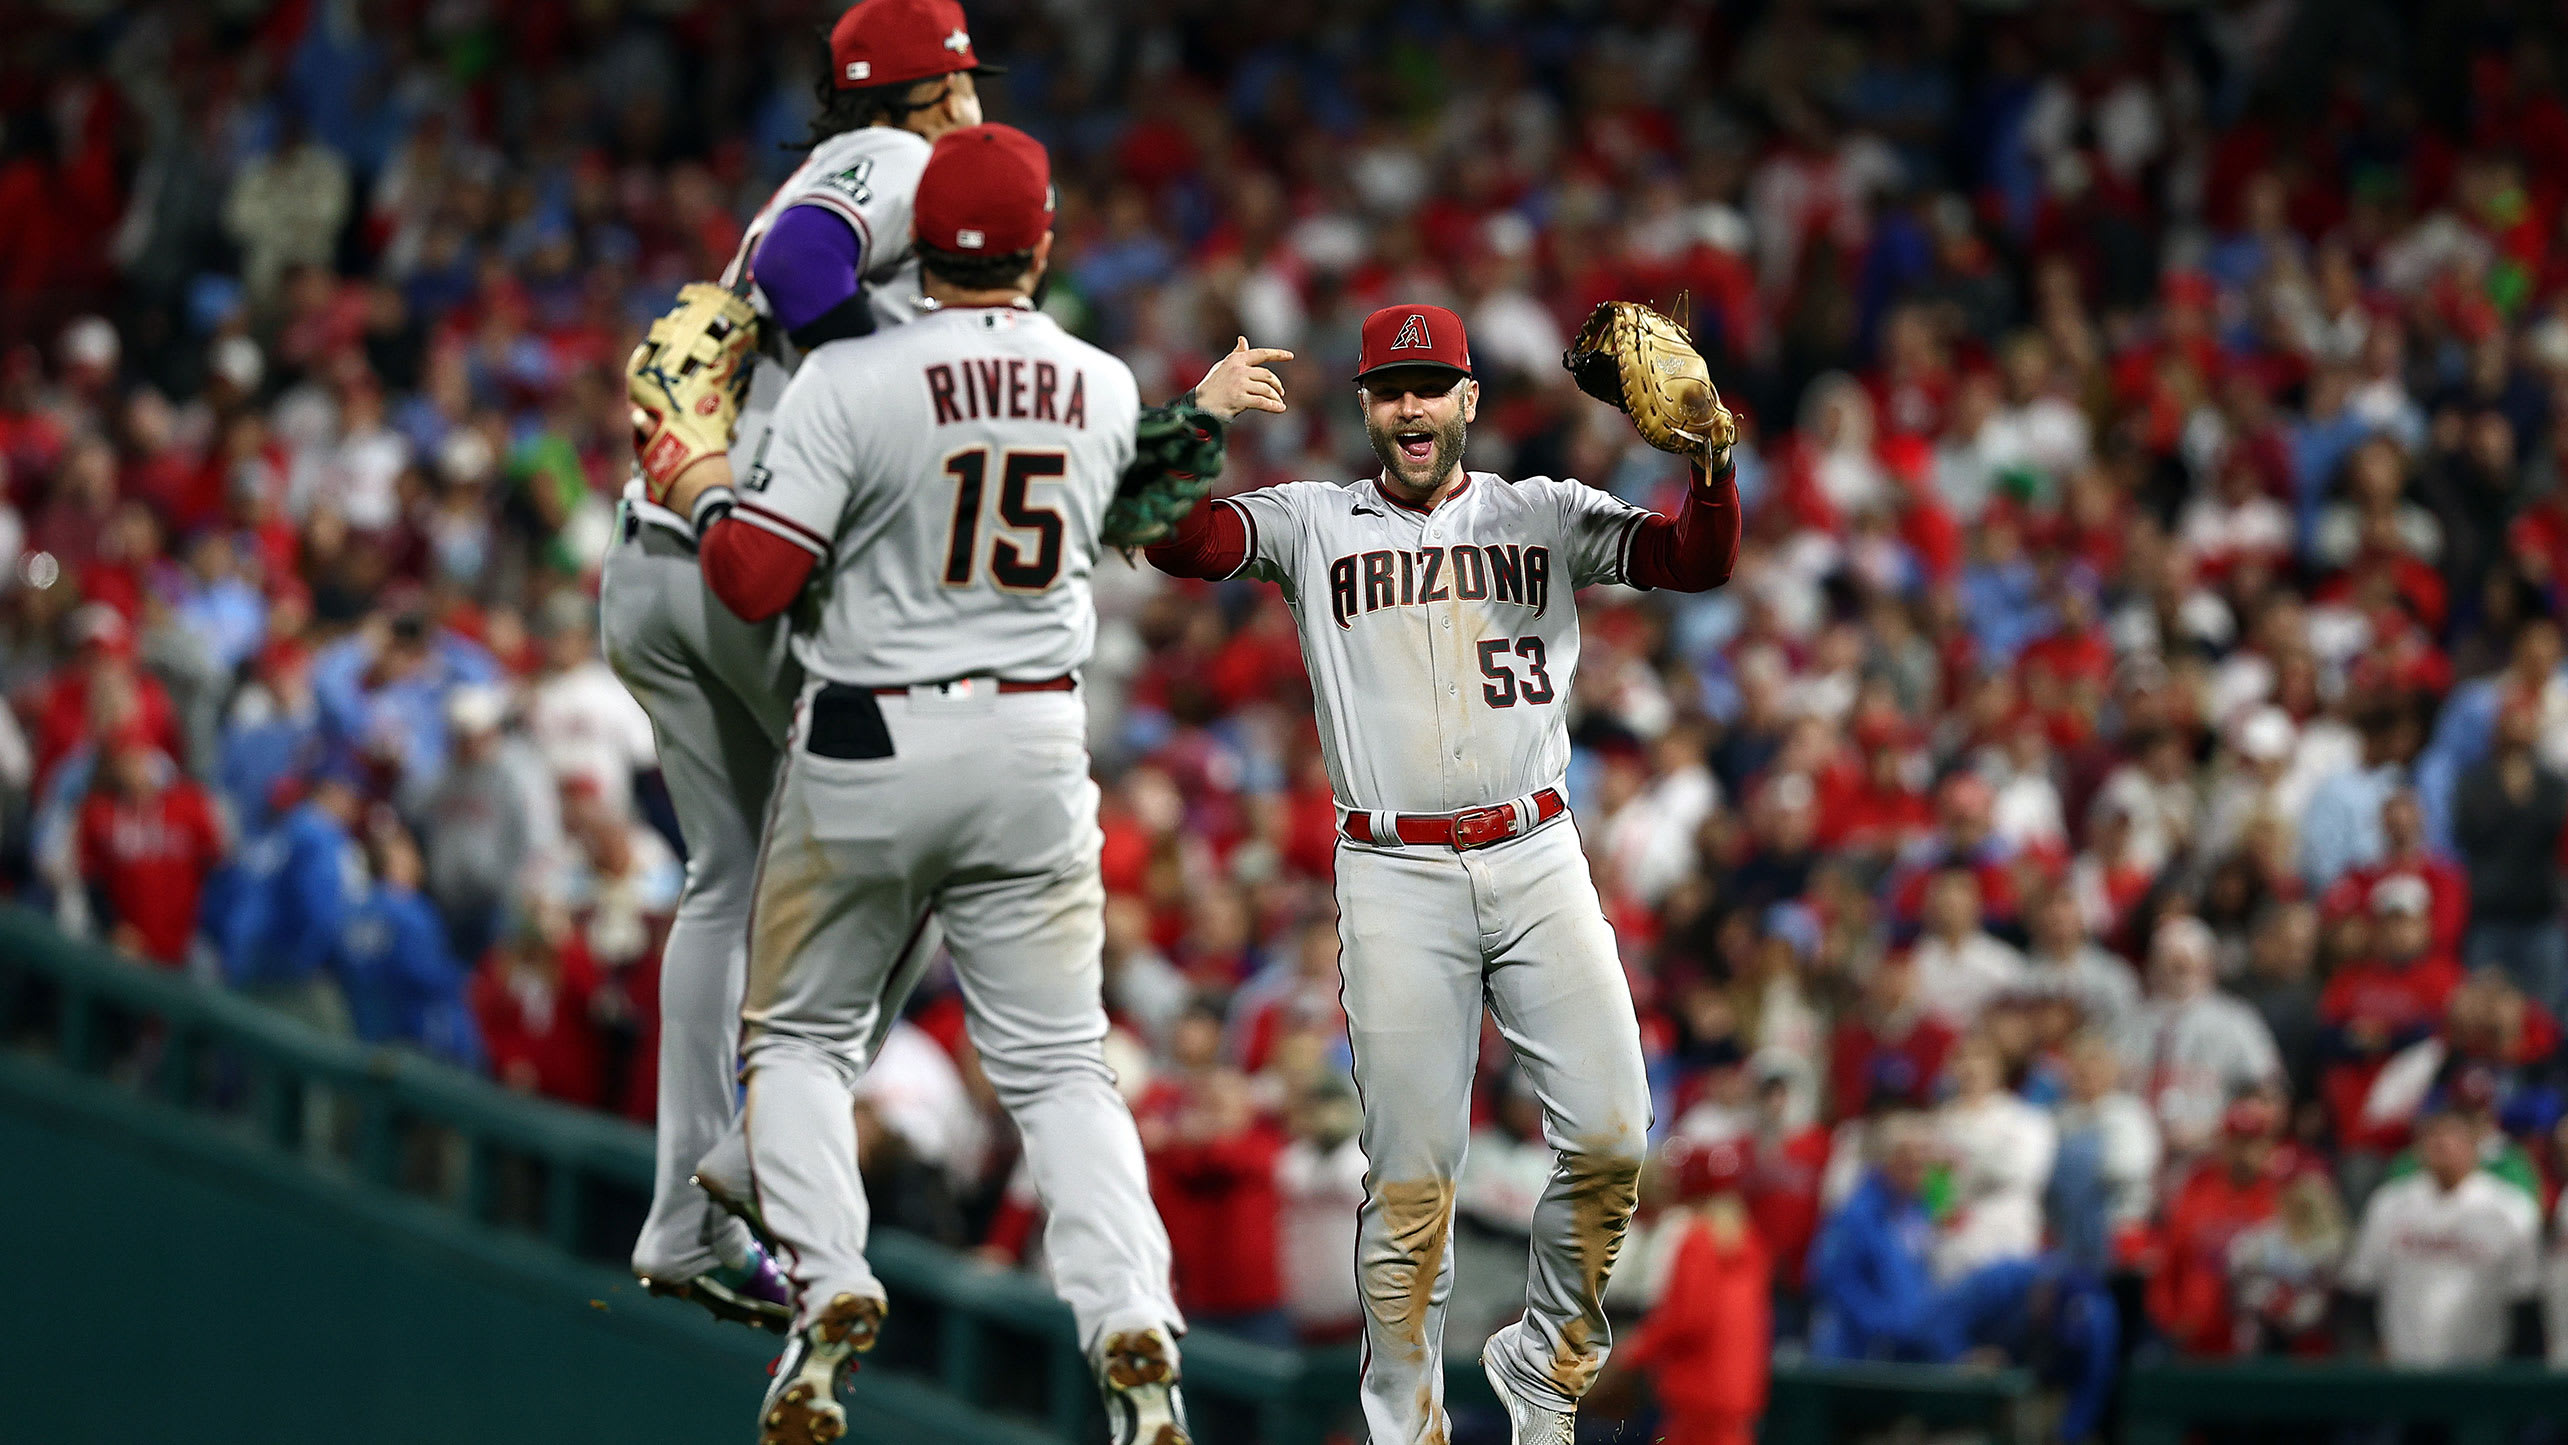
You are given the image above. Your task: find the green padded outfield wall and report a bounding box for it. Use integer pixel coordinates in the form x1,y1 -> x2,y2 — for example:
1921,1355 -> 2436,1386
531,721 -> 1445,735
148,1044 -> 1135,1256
0,1053 -> 1046,1445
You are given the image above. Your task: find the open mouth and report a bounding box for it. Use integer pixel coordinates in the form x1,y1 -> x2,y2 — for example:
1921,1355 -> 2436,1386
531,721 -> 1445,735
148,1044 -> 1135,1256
1396,431 -> 1435,465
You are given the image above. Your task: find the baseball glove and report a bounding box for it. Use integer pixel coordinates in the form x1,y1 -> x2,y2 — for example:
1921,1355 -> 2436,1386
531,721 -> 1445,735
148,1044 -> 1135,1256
1102,399 -> 1228,550
628,281 -> 760,505
1563,300 -> 1737,468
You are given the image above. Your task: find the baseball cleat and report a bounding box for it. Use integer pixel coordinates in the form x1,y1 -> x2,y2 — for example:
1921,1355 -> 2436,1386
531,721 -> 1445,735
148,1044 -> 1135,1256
758,1293 -> 884,1445
639,1246 -> 792,1332
1480,1347 -> 1575,1445
1096,1327 -> 1190,1445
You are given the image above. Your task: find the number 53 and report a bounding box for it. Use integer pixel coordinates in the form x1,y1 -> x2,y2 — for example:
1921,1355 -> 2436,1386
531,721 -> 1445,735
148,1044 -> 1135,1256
1477,637 -> 1555,708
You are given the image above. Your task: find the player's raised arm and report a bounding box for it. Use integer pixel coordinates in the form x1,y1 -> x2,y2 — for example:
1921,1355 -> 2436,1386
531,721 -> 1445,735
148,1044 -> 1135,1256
1562,300 -> 1742,593
1120,335 -> 1294,576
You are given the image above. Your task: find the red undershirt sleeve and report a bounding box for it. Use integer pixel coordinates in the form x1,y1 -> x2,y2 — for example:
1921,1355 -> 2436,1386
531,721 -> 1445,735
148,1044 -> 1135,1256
1142,495 -> 1249,579
700,516 -> 818,623
1626,459 -> 1742,593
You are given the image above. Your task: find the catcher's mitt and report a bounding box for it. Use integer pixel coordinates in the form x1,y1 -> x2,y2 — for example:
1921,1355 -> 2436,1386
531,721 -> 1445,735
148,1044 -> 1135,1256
628,281 -> 760,505
1103,399 -> 1228,550
1563,300 -> 1737,467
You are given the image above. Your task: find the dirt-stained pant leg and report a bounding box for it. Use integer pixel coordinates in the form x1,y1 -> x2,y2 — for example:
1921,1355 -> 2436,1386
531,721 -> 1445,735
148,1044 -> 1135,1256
602,530 -> 796,1280
736,683 -> 937,1330
1335,841 -> 1482,1445
739,684 -> 1179,1347
1473,821 -> 1651,1415
933,692 -> 1179,1351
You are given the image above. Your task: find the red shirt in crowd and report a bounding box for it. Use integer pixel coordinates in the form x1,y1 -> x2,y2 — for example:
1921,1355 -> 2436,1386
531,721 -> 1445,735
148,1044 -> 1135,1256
76,773 -> 224,965
2318,952 -> 2463,1146
1827,1010 -> 1957,1119
1136,1079 -> 1287,1318
1742,1125 -> 1832,1286
32,659 -> 184,787
1618,1205 -> 1772,1445
471,940 -> 606,1108
2146,1145 -> 2315,1357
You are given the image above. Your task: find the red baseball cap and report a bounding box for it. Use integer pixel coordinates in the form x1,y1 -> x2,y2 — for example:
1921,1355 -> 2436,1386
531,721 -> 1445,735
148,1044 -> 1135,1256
830,0 -> 1002,91
915,124 -> 1054,256
1354,303 -> 1472,384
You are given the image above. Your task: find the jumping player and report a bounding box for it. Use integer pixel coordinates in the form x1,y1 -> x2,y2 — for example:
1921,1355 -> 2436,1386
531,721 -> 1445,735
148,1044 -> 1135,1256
1143,304 -> 1740,1444
692,124 -> 1289,1445
608,0 -> 996,1324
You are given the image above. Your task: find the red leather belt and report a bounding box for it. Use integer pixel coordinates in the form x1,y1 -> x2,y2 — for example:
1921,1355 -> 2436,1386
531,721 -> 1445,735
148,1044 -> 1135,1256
873,675 -> 1076,697
1341,788 -> 1567,850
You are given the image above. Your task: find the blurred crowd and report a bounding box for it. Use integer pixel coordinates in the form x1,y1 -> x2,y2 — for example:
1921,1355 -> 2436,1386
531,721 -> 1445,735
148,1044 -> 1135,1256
12,0 -> 2568,1433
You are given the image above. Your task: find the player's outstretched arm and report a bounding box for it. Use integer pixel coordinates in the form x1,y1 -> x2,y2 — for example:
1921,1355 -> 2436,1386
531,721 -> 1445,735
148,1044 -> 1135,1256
1626,456 -> 1742,593
1140,494 -> 1248,580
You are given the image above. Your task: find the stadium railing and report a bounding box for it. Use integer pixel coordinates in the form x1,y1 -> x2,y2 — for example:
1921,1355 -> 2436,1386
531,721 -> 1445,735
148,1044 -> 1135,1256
21,907 -> 2541,1444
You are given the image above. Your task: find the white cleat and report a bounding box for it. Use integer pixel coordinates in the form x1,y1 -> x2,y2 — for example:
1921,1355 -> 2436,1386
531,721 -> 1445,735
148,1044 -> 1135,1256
1481,1347 -> 1576,1445
1097,1327 -> 1191,1445
757,1293 -> 883,1445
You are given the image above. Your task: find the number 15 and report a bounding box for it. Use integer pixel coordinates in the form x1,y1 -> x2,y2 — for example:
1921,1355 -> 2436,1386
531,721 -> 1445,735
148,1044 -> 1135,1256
1477,637 -> 1555,707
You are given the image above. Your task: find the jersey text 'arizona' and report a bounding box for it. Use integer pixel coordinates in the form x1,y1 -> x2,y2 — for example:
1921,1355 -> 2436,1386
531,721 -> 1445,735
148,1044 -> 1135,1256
1329,544 -> 1552,629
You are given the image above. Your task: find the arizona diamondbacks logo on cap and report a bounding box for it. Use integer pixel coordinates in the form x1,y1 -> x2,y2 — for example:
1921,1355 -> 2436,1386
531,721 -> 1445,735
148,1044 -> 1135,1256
1392,314 -> 1431,350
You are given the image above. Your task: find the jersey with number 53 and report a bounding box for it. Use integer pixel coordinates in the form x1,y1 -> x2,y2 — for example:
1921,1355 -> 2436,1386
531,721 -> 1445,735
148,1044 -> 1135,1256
734,303 -> 1141,687
1217,472 -> 1649,814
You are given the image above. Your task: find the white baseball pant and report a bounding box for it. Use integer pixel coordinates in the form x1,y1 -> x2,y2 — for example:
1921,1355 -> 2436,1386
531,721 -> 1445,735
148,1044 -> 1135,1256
1334,812 -> 1649,1444
739,676 -> 1180,1351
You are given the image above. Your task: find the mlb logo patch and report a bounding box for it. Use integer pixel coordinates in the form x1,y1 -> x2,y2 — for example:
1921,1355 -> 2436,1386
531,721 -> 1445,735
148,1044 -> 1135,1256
845,60 -> 871,81
956,228 -> 986,250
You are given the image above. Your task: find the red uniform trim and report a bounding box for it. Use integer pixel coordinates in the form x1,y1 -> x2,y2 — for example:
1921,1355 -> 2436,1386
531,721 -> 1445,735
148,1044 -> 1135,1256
702,515 -> 817,623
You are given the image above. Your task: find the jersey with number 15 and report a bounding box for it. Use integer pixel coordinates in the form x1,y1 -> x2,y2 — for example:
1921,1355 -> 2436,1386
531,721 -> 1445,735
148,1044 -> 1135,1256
1215,472 -> 1651,815
734,302 -> 1141,688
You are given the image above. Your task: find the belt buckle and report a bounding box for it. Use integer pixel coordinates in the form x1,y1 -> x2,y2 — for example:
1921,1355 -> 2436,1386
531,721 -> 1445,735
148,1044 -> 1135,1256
1450,804 -> 1513,850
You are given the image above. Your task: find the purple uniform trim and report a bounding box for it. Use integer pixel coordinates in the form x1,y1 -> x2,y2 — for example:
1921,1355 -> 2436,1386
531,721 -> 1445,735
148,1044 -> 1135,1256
752,204 -> 866,334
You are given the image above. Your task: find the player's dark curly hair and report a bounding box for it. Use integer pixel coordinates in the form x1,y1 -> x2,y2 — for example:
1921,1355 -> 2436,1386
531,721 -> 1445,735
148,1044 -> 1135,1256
798,31 -> 955,146
918,241 -> 1037,291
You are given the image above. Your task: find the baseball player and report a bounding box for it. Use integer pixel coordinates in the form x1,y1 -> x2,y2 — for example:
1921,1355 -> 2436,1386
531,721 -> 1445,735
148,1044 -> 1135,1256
690,123 -> 1288,1445
1143,301 -> 1741,1444
609,0 -> 998,1326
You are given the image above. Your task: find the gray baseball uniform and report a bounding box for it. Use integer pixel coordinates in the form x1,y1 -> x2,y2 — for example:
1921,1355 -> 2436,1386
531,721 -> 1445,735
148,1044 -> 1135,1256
1209,471 -> 1654,1443
733,302 -> 1181,1352
613,123 -> 932,1287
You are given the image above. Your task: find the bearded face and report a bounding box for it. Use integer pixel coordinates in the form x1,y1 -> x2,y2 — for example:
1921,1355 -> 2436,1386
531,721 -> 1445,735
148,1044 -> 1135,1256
1366,405 -> 1467,490
1358,368 -> 1474,495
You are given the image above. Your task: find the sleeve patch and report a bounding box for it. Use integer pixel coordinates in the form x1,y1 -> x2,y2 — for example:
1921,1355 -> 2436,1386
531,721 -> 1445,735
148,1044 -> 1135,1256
818,159 -> 874,207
